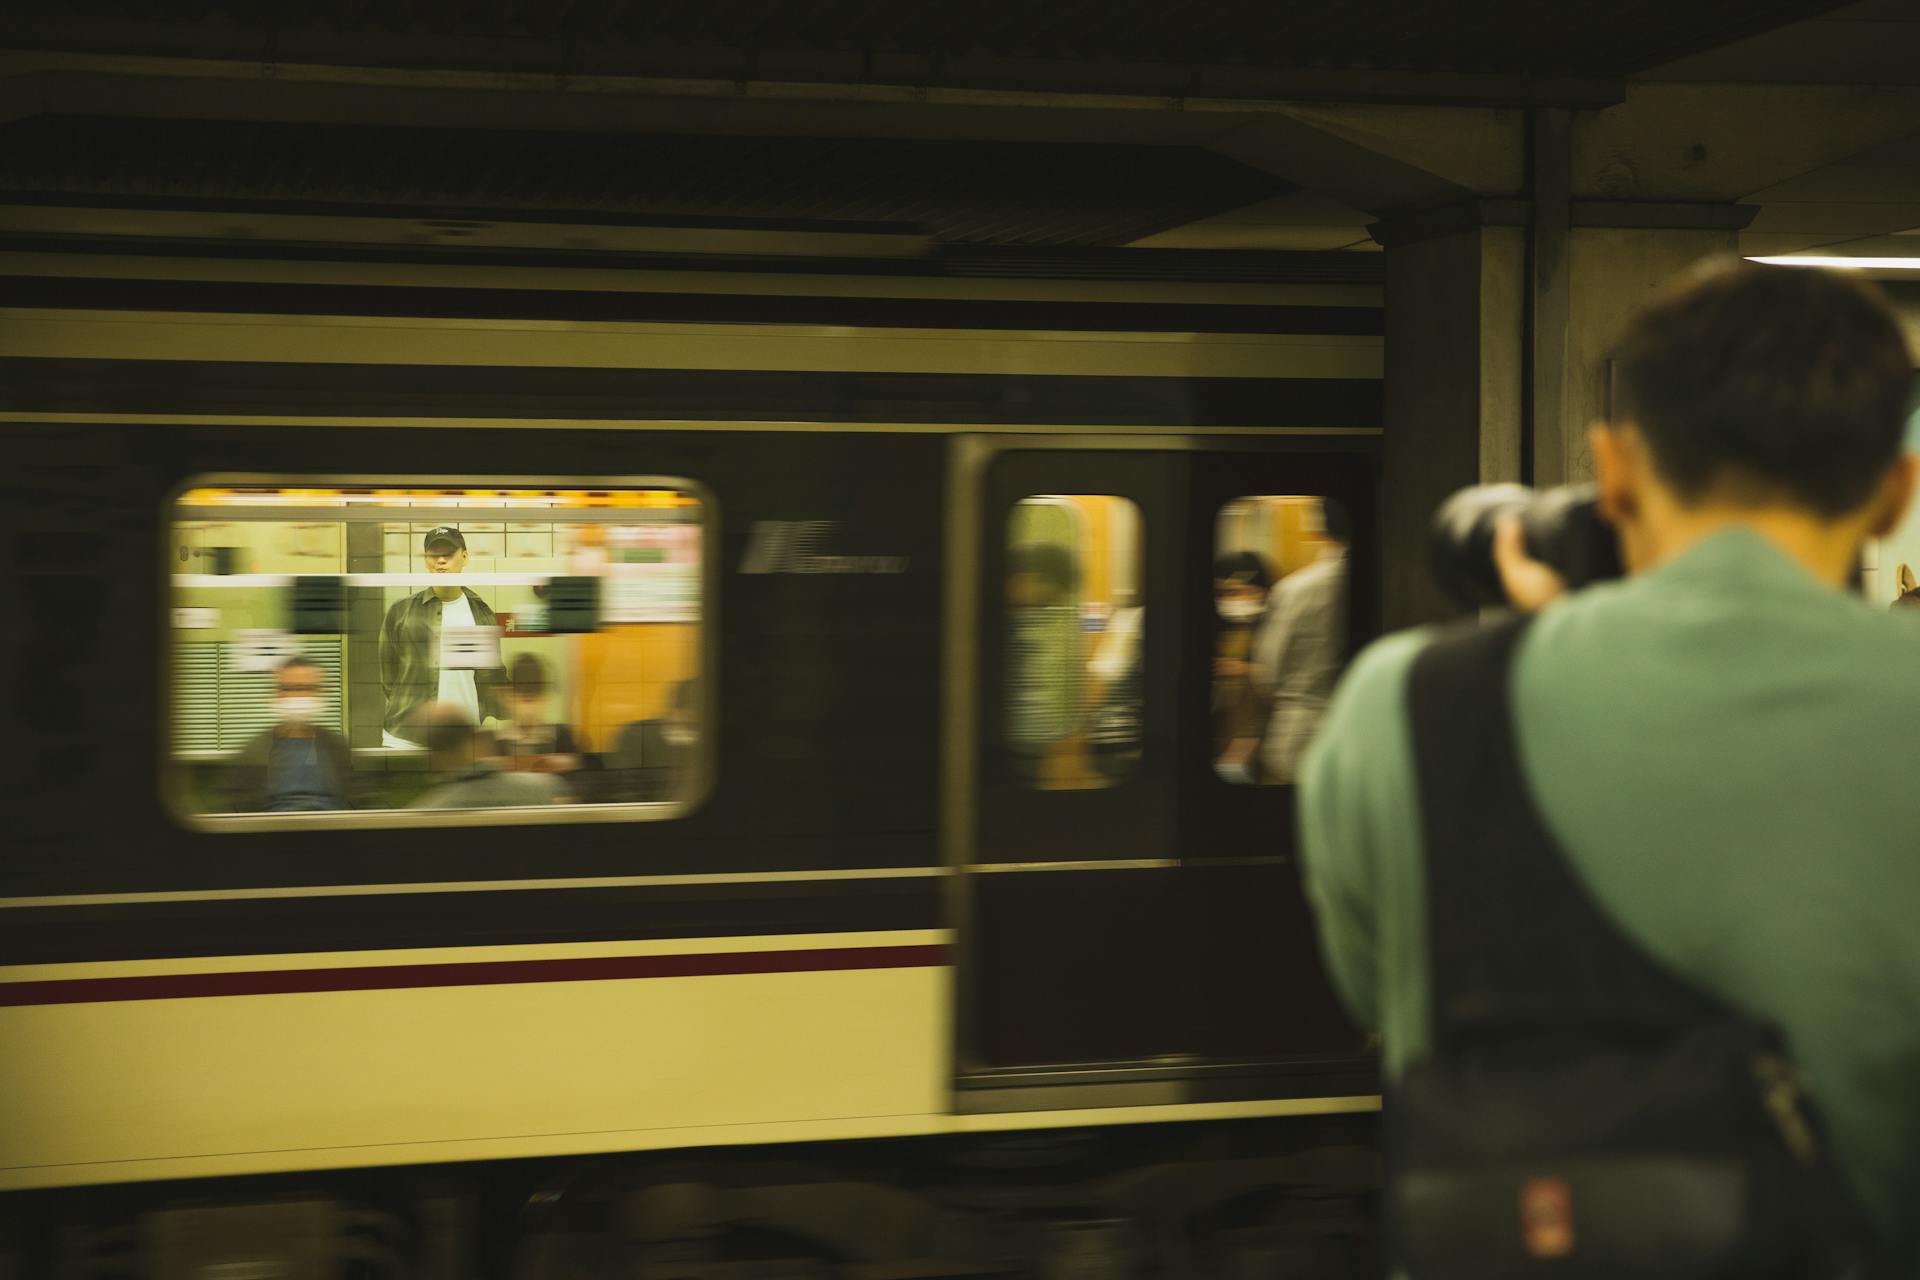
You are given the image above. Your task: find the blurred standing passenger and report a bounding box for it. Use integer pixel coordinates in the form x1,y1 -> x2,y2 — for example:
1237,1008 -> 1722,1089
380,526 -> 506,747
1087,584 -> 1146,783
1089,585 -> 1144,692
225,655 -> 351,812
1251,501 -> 1348,784
1004,542 -> 1081,783
1211,551 -> 1274,778
1299,261 -> 1920,1262
409,703 -> 567,809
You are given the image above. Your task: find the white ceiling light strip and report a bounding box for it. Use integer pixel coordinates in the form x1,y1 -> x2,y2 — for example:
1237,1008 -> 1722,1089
1746,256 -> 1920,270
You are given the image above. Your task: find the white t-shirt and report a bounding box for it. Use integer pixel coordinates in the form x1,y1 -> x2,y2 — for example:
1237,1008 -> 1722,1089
436,591 -> 481,723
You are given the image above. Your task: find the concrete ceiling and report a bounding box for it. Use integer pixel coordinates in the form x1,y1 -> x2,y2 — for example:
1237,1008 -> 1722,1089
1637,0 -> 1920,85
1189,0 -> 1920,260
1632,0 -> 1920,264
0,0 -> 1857,84
1740,129 -> 1920,258
0,0 -> 1913,263
0,116 -> 1300,249
1126,190 -> 1379,253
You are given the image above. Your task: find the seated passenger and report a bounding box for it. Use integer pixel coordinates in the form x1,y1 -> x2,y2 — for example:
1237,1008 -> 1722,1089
494,653 -> 584,775
607,681 -> 697,803
225,655 -> 351,813
409,703 -> 570,810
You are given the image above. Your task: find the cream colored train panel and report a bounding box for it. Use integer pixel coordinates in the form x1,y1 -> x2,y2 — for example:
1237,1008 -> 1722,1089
0,932 -> 952,1189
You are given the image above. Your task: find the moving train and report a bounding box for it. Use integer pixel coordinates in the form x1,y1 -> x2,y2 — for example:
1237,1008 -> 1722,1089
0,211 -> 1386,1277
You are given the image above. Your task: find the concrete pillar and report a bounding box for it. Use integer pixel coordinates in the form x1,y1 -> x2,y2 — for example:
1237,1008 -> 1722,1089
1557,205 -> 1752,482
1528,108 -> 1573,494
1371,202 -> 1527,629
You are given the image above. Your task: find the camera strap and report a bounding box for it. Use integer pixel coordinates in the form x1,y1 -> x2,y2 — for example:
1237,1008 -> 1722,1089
1406,615 -> 1719,1051
1396,615 -> 1884,1279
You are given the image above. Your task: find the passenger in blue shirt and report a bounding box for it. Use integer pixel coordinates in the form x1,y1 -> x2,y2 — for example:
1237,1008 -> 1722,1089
226,656 -> 352,813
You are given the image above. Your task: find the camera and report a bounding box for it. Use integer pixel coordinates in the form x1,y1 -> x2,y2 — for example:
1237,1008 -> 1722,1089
1428,483 -> 1624,610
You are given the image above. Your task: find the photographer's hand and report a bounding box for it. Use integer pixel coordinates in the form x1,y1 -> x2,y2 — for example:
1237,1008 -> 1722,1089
1494,514 -> 1568,612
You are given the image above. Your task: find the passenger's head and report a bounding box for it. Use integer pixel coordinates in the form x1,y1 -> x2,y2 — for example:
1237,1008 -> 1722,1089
1599,261 -> 1916,567
508,652 -> 549,723
420,702 -> 479,773
1008,543 -> 1078,608
1213,551 -> 1273,621
423,526 -> 469,601
274,655 -> 325,727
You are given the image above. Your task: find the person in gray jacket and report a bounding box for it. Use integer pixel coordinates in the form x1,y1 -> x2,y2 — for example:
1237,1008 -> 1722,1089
1251,500 -> 1349,785
409,703 -> 569,810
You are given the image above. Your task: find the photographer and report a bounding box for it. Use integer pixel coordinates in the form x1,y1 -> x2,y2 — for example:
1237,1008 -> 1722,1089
1299,261 -> 1918,1266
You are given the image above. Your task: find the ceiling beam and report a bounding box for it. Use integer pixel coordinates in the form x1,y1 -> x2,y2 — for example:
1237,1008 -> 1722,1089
1574,82 -> 1920,202
0,35 -> 1626,109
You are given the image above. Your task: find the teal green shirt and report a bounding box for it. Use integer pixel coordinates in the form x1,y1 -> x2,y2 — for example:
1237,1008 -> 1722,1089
1299,527 -> 1920,1239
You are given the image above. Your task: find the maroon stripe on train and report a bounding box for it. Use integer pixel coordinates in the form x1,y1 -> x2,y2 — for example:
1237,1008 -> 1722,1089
0,944 -> 950,1007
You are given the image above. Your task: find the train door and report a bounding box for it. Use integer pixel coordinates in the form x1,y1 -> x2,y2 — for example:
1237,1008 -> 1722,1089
947,434 -> 1376,1111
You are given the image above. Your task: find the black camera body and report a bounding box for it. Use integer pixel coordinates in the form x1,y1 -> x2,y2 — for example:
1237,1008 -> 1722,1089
1428,483 -> 1624,610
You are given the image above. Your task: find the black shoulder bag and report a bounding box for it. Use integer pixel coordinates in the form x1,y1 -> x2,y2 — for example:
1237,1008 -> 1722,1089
1391,617 -> 1876,1279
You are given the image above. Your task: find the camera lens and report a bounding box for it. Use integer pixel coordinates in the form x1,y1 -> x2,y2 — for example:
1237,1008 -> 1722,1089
1429,484 -> 1534,610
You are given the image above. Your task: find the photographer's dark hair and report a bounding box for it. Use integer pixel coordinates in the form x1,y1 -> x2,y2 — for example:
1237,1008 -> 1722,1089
1610,261 -> 1914,517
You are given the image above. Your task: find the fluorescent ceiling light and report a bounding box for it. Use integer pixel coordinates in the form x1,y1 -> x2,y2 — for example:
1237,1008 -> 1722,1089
1746,255 -> 1920,269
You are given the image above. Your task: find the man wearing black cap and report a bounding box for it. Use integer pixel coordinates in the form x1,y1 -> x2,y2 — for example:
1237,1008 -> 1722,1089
379,526 -> 506,748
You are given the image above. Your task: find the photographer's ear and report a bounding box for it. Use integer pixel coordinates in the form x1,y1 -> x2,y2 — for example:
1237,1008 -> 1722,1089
1589,422 -> 1642,528
1864,453 -> 1916,540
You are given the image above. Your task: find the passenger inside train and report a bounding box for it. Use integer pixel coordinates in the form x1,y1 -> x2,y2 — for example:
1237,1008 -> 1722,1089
605,680 -> 698,804
380,525 -> 508,749
169,484 -> 704,821
222,655 -> 355,813
1003,494 -> 1143,789
1210,495 -> 1350,784
1210,549 -> 1275,782
496,652 -> 587,777
409,703 -> 571,810
1252,497 -> 1349,785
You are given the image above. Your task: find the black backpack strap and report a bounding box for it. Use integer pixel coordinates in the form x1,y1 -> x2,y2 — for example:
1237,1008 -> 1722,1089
1406,617 -> 1717,1053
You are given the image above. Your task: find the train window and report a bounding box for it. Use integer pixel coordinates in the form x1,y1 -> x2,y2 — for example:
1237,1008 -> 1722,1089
167,482 -> 706,827
1004,495 -> 1142,790
1213,495 -> 1350,786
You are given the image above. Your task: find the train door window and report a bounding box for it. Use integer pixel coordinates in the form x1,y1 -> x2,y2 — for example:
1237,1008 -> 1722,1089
1212,495 -> 1350,786
1004,495 -> 1143,790
167,482 -> 707,827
